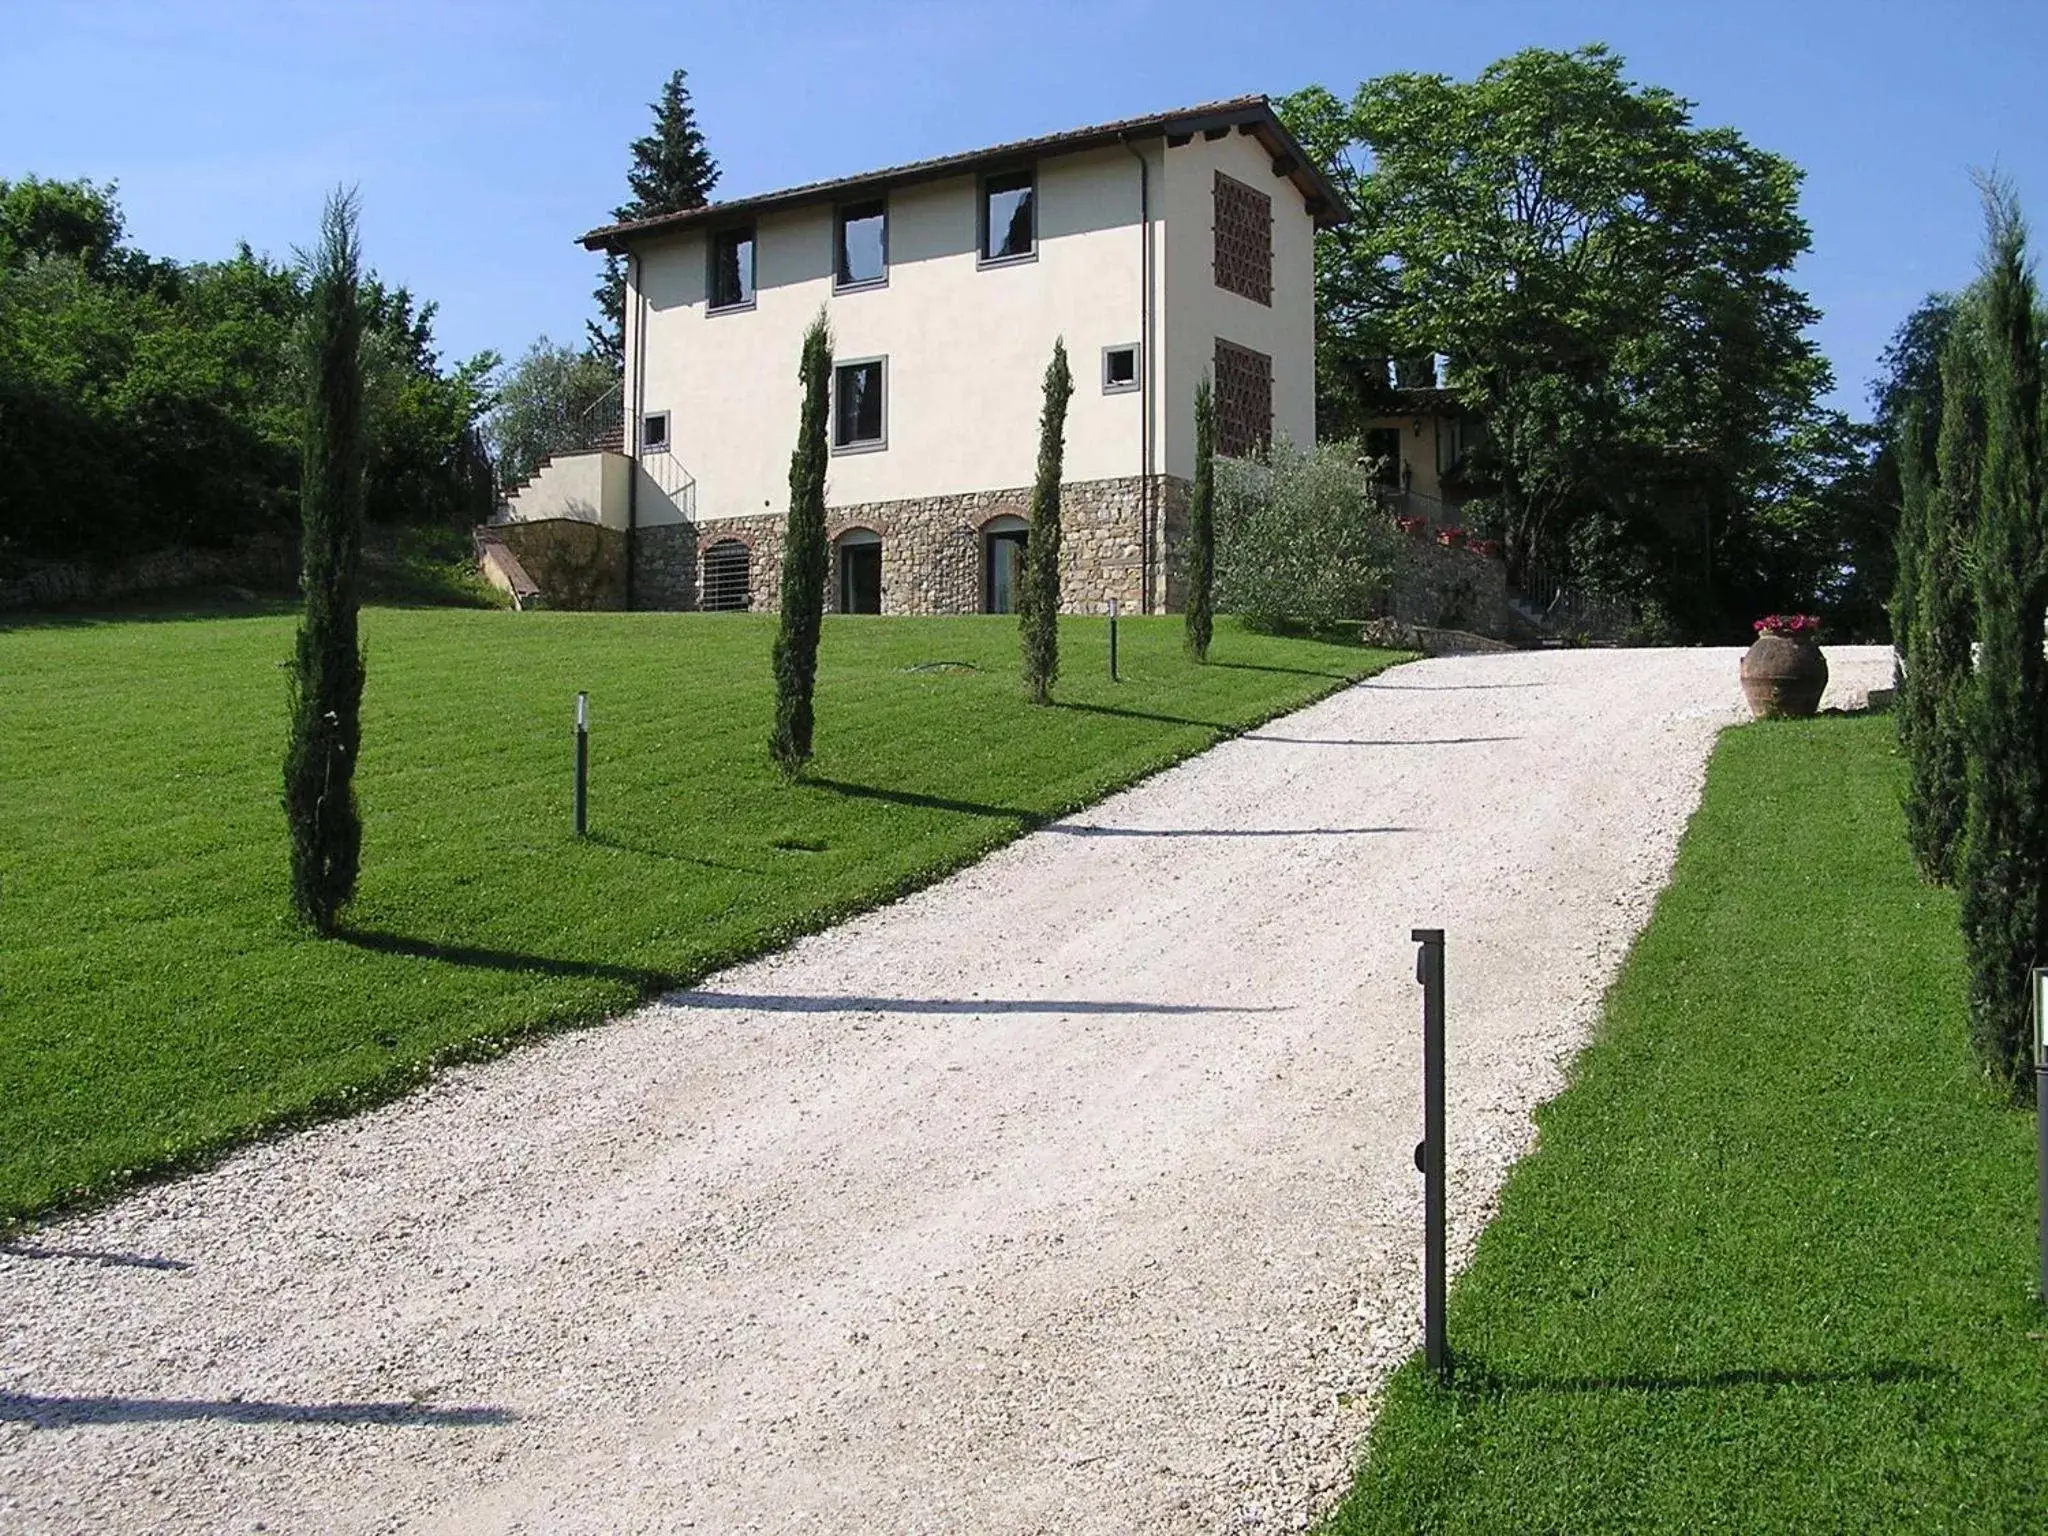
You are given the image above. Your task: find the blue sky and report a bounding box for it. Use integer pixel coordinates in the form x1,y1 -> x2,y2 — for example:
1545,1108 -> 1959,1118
4,0 -> 2042,413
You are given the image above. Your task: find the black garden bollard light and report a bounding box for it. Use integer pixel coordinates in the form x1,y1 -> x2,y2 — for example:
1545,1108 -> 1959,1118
573,691 -> 589,837
1108,597 -> 1120,683
1412,927 -> 1448,1380
2035,967 -> 2047,1303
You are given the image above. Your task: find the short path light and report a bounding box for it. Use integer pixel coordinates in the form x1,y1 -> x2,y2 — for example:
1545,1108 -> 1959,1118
2035,966 -> 2046,1302
1412,927 -> 1447,1380
573,691 -> 589,838
1108,597 -> 1120,683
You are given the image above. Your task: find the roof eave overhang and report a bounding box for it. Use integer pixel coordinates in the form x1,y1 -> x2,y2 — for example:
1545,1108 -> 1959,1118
578,99 -> 1349,253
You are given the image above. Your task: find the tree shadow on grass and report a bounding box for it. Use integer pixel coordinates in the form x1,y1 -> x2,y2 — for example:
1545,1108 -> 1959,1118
1447,1357 -> 1953,1401
1051,699 -> 1231,731
339,930 -> 663,991
1202,660 -> 1356,681
583,830 -> 767,876
0,1392 -> 515,1428
804,777 -> 1041,824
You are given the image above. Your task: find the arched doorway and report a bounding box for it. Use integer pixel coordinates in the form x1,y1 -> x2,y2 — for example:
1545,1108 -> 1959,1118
701,539 -> 751,612
835,527 -> 882,614
982,515 -> 1028,614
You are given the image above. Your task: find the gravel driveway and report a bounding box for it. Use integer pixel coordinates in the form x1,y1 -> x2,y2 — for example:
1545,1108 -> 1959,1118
0,646 -> 1890,1535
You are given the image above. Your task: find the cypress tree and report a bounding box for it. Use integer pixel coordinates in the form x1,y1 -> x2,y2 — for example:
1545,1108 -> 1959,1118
1907,317 -> 1986,885
1959,190 -> 2048,1088
770,313 -> 831,775
1020,339 -> 1074,704
1889,401 -> 1927,756
1185,374 -> 1216,661
282,189 -> 368,934
590,68 -> 721,366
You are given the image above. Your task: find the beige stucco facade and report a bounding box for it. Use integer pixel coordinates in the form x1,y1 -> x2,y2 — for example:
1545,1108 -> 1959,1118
505,98 -> 1342,613
617,123 -> 1322,594
1159,129 -> 1317,478
625,141 -> 1167,520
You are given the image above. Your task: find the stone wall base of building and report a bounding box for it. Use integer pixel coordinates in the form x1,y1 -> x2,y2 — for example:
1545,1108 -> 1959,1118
680,474 -> 1193,616
489,476 -> 1197,616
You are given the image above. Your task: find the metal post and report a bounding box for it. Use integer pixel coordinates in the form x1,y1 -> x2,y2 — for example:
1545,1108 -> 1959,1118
1109,597 -> 1120,683
1412,927 -> 1447,1379
574,692 -> 589,837
2034,968 -> 2047,1302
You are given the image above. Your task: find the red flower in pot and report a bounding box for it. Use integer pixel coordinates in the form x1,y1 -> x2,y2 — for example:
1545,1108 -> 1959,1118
1753,613 -> 1821,638
1395,516 -> 1428,538
1468,537 -> 1502,558
1436,527 -> 1469,549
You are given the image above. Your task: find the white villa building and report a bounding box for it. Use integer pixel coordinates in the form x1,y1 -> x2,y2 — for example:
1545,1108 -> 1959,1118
484,96 -> 1345,614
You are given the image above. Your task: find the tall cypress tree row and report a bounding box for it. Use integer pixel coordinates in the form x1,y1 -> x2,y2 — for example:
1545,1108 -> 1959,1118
1900,318 -> 1986,885
770,313 -> 831,775
1958,191 -> 2048,1087
1020,339 -> 1073,704
1185,375 -> 1216,661
282,190 -> 367,934
590,68 -> 721,366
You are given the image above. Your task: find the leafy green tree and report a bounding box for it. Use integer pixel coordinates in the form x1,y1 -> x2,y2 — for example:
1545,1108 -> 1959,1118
1958,189 -> 2048,1088
1280,47 -> 1826,633
358,284 -> 498,526
1184,374 -> 1217,660
483,339 -> 618,488
590,68 -> 721,366
282,191 -> 368,934
770,314 -> 831,775
1857,294 -> 1961,644
1020,339 -> 1073,704
1874,295 -> 1958,473
0,175 -> 126,275
0,179 -> 496,574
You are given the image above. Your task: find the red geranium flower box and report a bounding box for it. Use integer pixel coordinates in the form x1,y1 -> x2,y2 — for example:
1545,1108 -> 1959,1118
1395,516 -> 1428,538
1468,537 -> 1502,558
1436,528 -> 1469,549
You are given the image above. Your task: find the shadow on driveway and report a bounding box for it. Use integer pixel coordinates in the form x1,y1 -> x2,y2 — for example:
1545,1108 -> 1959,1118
0,1393 -> 516,1429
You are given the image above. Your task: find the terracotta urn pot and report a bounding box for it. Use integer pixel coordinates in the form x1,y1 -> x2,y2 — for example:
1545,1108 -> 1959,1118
1741,634 -> 1828,718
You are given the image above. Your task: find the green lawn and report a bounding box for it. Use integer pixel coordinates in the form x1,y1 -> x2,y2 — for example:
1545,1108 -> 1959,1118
1327,715 -> 2048,1533
0,608 -> 1399,1225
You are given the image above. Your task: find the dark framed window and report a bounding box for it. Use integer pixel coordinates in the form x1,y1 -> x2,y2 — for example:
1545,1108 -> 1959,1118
1102,343 -> 1140,394
641,411 -> 670,453
832,357 -> 886,452
1214,337 -> 1273,458
1213,172 -> 1273,307
980,168 -> 1036,264
708,225 -> 755,311
836,198 -> 887,289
